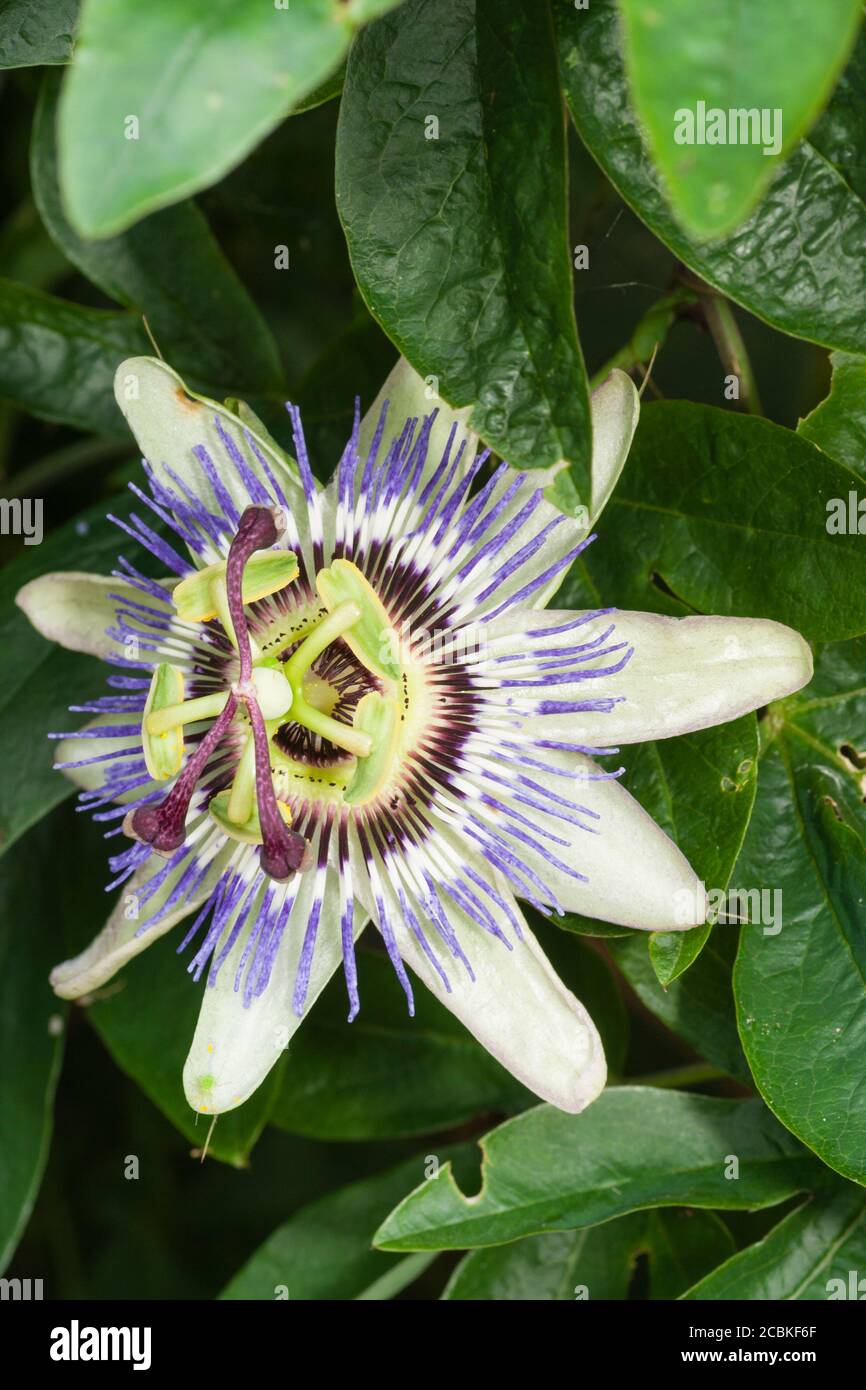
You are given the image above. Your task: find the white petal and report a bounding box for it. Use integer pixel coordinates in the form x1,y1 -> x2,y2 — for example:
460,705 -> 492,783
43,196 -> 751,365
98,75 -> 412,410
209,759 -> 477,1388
449,370 -> 641,622
113,356 -> 313,565
351,830 -> 606,1113
588,369 -> 640,521
183,869 -> 366,1115
50,850 -> 222,999
321,355 -> 479,553
483,608 -> 813,745
450,745 -> 705,931
16,572 -> 163,661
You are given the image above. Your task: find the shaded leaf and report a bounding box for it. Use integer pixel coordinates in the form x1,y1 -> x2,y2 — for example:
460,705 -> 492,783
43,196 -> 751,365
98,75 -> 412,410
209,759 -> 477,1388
336,0 -> 591,490
683,1184 -> 866,1299
444,1207 -> 734,1301
561,401 -> 866,642
0,277 -> 147,435
0,816 -> 67,1271
734,639 -> 866,1184
799,350 -> 866,479
220,1151 -> 470,1299
0,0 -> 78,68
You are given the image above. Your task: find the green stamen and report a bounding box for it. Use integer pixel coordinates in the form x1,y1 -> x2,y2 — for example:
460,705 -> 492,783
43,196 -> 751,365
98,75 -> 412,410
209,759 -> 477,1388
226,731 -> 256,825
145,691 -> 229,736
285,601 -> 372,757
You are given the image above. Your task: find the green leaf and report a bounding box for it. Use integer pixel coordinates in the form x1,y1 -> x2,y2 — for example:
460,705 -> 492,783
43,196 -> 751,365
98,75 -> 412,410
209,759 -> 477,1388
336,0 -> 592,492
612,926 -> 749,1081
556,0 -> 866,353
444,1207 -> 734,1301
32,72 -> 282,397
0,0 -> 78,68
733,639 -> 866,1185
0,277 -> 147,435
88,930 -> 282,1168
560,401 -> 866,643
57,0 -> 401,237
220,1150 -> 469,1299
683,1184 -> 866,1299
0,491 -> 149,858
272,949 -> 531,1140
0,816 -> 67,1271
799,350 -> 866,479
373,1090 -> 820,1251
618,0 -> 862,240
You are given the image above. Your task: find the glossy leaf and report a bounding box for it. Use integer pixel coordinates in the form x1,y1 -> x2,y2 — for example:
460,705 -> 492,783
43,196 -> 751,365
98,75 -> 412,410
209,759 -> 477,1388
683,1185 -> 866,1299
799,350 -> 866,480
32,73 -> 282,397
560,401 -> 866,642
734,639 -> 866,1184
0,0 -> 78,68
220,1151 -> 469,1299
0,816 -> 67,1271
0,277 -> 147,435
444,1207 -> 734,1301
58,0 -> 402,237
336,0 -> 592,492
618,0 -> 862,239
374,1091 -> 820,1251
556,0 -> 866,354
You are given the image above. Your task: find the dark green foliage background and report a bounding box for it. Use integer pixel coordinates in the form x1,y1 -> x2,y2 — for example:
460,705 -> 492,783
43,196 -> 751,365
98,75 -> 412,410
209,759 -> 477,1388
2,0 -> 866,1301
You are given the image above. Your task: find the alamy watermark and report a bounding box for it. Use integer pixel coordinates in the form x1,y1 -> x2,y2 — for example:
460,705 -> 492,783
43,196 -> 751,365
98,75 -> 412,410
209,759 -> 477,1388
0,497 -> 42,545
675,883 -> 783,935
673,101 -> 782,157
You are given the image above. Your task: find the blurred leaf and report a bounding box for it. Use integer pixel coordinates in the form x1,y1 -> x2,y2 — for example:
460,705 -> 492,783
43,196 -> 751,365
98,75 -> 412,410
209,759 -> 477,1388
0,0 -> 78,68
220,1150 -> 470,1299
336,0 -> 592,491
0,816 -> 67,1271
734,639 -> 866,1184
32,72 -> 282,397
374,1090 -> 820,1251
272,949 -> 531,1141
88,930 -> 282,1168
618,0 -> 861,240
561,401 -> 866,642
683,1184 -> 866,1299
799,350 -> 866,479
0,277 -> 147,435
557,0 -> 866,354
444,1207 -> 734,1301
0,490 -> 147,858
58,0 -> 402,237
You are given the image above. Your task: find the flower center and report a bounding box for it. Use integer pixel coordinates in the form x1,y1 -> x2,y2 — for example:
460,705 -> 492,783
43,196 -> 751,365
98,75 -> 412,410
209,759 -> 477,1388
124,507 -> 403,881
